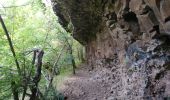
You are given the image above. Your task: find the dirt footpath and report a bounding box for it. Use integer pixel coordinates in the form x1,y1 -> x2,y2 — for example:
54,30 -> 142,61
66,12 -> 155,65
58,66 -> 114,100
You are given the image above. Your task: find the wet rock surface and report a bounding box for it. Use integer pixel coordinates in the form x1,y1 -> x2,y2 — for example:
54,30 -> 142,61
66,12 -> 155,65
52,0 -> 170,99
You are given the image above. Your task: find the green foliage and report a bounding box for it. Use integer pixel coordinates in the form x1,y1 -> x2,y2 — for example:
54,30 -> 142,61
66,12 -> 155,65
0,0 -> 84,99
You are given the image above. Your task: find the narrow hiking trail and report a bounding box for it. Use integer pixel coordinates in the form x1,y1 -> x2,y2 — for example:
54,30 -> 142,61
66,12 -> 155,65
58,66 -> 114,100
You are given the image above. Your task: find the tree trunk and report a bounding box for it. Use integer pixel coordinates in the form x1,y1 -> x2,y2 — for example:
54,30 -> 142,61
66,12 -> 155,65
70,47 -> 76,74
11,81 -> 19,100
30,49 -> 44,100
80,47 -> 85,63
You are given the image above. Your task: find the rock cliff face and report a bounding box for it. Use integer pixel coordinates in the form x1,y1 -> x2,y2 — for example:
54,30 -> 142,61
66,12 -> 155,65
52,0 -> 170,99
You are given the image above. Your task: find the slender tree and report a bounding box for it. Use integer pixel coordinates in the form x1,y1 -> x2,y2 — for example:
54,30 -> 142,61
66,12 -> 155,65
0,15 -> 21,75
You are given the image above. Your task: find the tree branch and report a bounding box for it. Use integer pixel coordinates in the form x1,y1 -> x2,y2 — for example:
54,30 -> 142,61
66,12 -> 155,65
52,44 -> 66,75
0,2 -> 32,9
0,15 -> 21,75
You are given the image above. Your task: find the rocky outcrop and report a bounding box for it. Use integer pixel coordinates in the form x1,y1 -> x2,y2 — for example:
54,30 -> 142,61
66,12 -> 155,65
52,0 -> 170,99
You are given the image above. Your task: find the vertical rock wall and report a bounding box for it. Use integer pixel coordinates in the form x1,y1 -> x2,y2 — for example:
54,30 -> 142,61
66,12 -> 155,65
52,0 -> 170,99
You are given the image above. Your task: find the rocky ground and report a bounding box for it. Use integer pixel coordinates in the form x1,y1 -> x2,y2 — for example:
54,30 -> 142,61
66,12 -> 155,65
58,65 -> 116,100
